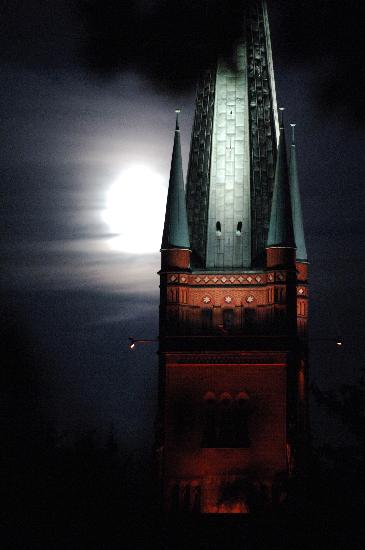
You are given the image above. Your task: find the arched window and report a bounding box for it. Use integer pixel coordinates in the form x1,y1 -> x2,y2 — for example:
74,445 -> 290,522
216,221 -> 222,236
202,392 -> 217,447
217,393 -> 234,447
235,392 -> 250,448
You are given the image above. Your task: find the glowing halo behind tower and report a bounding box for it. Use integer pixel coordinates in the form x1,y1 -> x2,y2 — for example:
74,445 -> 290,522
103,165 -> 167,254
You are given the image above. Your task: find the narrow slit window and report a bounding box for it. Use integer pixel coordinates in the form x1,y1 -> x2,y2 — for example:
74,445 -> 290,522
182,485 -> 191,513
223,308 -> 234,331
170,484 -> 180,513
201,308 -> 212,330
235,393 -> 250,448
202,393 -> 217,447
244,308 -> 256,333
192,486 -> 201,513
236,221 -> 243,235
216,221 -> 222,236
217,394 -> 234,448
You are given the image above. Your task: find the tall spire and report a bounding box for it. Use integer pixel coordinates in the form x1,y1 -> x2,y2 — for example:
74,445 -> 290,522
290,124 -> 307,261
267,109 -> 295,248
185,1 -> 279,268
161,111 -> 190,250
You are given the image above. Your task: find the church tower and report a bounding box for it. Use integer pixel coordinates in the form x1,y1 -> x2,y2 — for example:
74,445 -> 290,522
157,0 -> 308,515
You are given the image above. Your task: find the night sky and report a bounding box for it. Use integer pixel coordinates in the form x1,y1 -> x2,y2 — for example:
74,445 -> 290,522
1,0 -> 364,452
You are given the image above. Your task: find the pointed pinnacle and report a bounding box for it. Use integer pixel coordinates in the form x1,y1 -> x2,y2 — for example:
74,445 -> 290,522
290,123 -> 296,145
279,107 -> 285,129
161,111 -> 190,250
175,109 -> 181,131
267,118 -> 295,249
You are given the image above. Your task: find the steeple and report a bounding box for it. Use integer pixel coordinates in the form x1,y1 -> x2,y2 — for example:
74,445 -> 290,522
158,3 -> 309,518
267,109 -> 295,249
161,111 -> 190,250
289,124 -> 307,261
185,0 -> 279,268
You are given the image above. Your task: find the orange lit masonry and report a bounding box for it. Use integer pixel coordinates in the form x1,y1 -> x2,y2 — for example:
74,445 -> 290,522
157,255 -> 308,514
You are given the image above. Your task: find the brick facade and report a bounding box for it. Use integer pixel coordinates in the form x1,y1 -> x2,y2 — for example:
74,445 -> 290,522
157,249 -> 308,514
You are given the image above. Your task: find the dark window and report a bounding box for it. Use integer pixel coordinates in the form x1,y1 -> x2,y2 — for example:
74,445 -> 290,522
244,308 -> 256,332
170,484 -> 179,513
236,221 -> 243,235
216,221 -> 222,235
217,394 -> 235,447
223,309 -> 234,331
202,394 -> 217,447
235,395 -> 250,448
192,486 -> 201,513
274,287 -> 284,303
182,485 -> 191,513
201,308 -> 212,330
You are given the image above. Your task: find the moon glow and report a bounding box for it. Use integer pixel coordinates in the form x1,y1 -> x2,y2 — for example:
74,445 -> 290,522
103,166 -> 167,254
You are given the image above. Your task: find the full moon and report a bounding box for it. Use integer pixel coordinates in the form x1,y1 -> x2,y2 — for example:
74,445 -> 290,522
103,165 -> 167,254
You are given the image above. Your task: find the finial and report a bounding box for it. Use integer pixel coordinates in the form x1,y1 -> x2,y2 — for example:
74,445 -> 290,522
175,109 -> 181,131
290,123 -> 296,145
279,107 -> 285,129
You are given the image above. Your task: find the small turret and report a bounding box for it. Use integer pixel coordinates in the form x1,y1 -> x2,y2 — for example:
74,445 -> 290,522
289,124 -> 307,262
267,108 -> 296,268
161,111 -> 191,270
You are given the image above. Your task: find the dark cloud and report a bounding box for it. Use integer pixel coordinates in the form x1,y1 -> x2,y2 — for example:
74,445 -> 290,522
77,0 -> 364,123
0,0 -> 365,125
2,1 -> 363,122
78,0 -> 246,89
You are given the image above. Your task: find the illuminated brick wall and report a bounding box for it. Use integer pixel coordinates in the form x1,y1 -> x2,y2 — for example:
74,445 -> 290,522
157,256 -> 308,514
163,358 -> 287,513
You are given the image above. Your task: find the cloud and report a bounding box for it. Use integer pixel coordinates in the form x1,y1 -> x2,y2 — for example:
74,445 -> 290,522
1,1 -> 363,124
75,0 -> 364,124
1,236 -> 162,294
